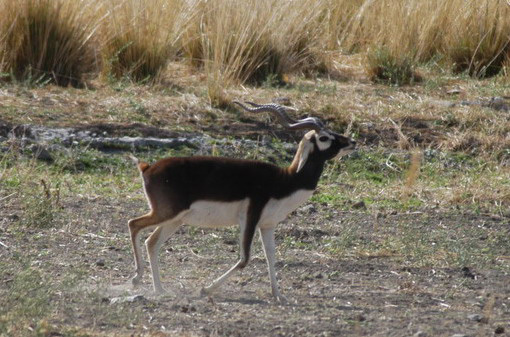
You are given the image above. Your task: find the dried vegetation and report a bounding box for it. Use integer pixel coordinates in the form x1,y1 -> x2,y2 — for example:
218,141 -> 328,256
1,0 -> 510,86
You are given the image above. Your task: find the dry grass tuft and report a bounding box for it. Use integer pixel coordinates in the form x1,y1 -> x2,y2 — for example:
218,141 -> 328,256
402,149 -> 422,199
366,47 -> 420,85
442,1 -> 510,77
101,0 -> 184,83
2,0 -> 510,86
181,0 -> 280,86
181,0 -> 331,97
0,0 -> 100,87
339,0 -> 510,78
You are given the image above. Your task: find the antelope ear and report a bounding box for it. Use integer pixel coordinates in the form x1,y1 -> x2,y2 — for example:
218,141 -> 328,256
296,133 -> 315,172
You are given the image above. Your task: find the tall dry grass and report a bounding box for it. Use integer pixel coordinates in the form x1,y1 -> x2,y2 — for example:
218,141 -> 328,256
180,0 -> 329,104
341,1 -> 449,61
320,0 -> 365,52
0,0 -> 100,86
1,0 -> 510,87
442,1 -> 510,77
181,0 -> 280,105
100,0 -> 186,82
340,0 -> 510,78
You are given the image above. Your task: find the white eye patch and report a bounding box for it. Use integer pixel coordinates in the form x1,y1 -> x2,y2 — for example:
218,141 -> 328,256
315,132 -> 333,151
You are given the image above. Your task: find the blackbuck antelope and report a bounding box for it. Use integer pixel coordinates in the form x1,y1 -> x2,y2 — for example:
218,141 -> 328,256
127,101 -> 356,302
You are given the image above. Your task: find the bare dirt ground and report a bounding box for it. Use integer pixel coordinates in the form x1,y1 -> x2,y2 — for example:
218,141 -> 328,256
1,195 -> 509,337
1,67 -> 510,336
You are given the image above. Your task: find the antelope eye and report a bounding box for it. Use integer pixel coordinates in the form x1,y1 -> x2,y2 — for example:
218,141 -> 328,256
319,136 -> 329,142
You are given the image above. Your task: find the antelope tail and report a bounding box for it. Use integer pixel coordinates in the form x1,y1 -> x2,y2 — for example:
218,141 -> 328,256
129,155 -> 150,173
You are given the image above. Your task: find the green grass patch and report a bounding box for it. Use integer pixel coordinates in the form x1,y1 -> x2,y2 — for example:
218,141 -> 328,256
313,148 -> 509,214
321,212 -> 510,270
366,47 -> 420,86
1,144 -> 508,225
340,150 -> 404,183
0,264 -> 53,336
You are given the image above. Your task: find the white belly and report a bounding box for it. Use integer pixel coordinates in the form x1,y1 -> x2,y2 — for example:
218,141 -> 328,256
181,199 -> 249,228
180,189 -> 313,229
259,189 -> 313,228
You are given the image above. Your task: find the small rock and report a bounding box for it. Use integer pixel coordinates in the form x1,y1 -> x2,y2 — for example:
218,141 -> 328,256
431,100 -> 457,108
486,97 -> 509,112
413,331 -> 427,337
299,204 -> 316,214
354,313 -> 366,322
451,334 -> 468,337
446,89 -> 463,95
361,122 -> 375,129
461,266 -> 476,279
467,314 -> 483,322
272,97 -> 292,105
223,238 -> 237,246
352,200 -> 367,210
180,305 -> 196,313
11,124 -> 33,138
310,229 -> 328,238
494,326 -> 505,334
95,259 -> 105,267
110,294 -> 145,304
28,144 -> 53,162
313,272 -> 325,279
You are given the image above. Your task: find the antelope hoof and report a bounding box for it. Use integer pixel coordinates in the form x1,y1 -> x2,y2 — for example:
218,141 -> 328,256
153,287 -> 167,296
273,292 -> 289,305
131,275 -> 142,287
200,286 -> 213,297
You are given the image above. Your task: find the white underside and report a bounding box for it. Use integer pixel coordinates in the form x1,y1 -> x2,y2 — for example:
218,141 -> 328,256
259,189 -> 313,228
181,198 -> 249,228
180,189 -> 313,228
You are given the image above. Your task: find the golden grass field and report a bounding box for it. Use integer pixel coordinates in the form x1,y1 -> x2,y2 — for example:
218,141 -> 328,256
2,0 -> 510,86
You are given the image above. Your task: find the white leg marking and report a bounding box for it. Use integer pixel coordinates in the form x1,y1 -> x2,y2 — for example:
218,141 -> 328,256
200,260 -> 244,296
146,222 -> 181,295
201,213 -> 249,296
131,229 -> 144,286
130,223 -> 158,287
260,227 -> 287,304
